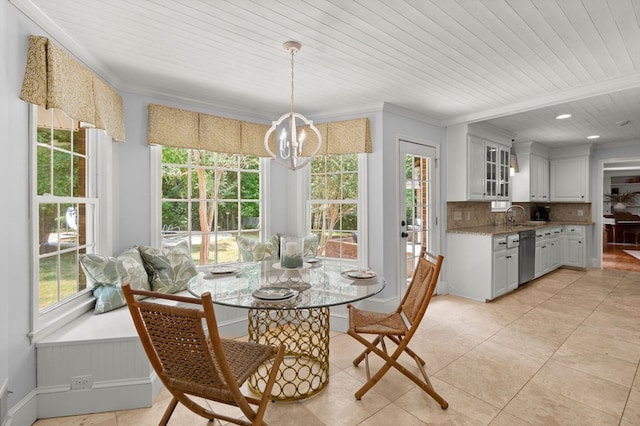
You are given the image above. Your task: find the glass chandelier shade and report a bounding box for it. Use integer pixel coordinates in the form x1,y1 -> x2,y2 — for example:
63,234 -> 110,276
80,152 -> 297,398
264,41 -> 322,171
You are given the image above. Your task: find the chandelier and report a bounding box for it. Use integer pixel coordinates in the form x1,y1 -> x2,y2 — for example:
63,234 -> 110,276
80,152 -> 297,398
264,41 -> 322,171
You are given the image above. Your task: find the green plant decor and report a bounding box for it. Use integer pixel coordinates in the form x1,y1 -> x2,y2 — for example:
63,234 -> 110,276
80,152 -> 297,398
604,191 -> 639,205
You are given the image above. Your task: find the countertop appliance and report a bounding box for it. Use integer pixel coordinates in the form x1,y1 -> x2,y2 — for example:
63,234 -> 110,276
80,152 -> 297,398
532,206 -> 550,221
518,229 -> 535,285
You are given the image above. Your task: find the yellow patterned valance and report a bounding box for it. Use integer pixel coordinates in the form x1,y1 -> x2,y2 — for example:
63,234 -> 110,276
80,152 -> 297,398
147,103 -> 372,156
20,35 -> 125,142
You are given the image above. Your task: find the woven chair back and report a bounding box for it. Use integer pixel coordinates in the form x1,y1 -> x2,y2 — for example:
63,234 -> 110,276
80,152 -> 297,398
136,301 -> 223,392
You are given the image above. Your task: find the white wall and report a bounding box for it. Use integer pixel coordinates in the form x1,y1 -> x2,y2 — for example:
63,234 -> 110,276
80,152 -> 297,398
381,107 -> 446,303
3,5 -> 47,424
0,1 -> 10,423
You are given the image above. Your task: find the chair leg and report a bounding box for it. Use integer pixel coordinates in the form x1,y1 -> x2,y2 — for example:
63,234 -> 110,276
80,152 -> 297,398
349,332 -> 448,409
387,335 -> 426,366
353,335 -> 382,367
160,396 -> 179,426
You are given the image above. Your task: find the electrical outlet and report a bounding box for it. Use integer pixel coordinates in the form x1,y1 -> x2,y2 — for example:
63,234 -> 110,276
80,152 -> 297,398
577,209 -> 583,217
71,375 -> 93,390
454,211 -> 462,220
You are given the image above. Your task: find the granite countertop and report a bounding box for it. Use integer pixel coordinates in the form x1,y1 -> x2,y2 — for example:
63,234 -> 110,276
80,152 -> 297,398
448,221 -> 595,236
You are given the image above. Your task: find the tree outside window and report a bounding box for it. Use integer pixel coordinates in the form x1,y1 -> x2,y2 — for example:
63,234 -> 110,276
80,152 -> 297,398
310,154 -> 359,259
161,148 -> 261,264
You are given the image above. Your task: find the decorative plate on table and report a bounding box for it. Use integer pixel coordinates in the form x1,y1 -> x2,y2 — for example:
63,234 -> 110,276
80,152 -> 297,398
341,269 -> 377,280
209,265 -> 239,275
252,287 -> 298,301
305,257 -> 320,264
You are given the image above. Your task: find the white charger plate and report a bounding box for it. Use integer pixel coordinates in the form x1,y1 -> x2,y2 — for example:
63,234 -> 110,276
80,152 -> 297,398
209,265 -> 239,275
252,287 -> 298,301
341,269 -> 377,280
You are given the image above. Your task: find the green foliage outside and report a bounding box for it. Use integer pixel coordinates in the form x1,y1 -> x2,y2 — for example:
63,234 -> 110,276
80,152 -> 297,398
162,149 -> 261,264
310,154 -> 359,256
38,125 -> 84,308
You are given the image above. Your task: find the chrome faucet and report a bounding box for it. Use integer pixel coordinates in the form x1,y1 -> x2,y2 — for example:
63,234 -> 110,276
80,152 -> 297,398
506,205 -> 525,225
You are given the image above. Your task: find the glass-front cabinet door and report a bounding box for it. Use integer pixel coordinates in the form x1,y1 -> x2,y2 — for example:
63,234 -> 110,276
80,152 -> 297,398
498,147 -> 510,200
485,143 -> 498,198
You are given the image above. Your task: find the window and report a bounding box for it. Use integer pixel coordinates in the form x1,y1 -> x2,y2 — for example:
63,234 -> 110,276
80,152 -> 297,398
309,154 -> 365,262
32,106 -> 107,338
160,148 -> 263,264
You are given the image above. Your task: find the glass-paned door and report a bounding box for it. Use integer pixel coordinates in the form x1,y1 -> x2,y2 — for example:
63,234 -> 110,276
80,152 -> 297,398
400,140 -> 437,287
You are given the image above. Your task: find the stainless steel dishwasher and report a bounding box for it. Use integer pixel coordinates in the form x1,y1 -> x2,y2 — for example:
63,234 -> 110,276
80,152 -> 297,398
518,229 -> 535,285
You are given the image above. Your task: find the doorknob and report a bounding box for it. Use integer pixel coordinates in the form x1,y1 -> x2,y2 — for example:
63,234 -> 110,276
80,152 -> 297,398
401,232 -> 408,238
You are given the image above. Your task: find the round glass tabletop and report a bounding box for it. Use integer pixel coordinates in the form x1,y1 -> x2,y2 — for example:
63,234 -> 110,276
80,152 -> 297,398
187,260 -> 386,310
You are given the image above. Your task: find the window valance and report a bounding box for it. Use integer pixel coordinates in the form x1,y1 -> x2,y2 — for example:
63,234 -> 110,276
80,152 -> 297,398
147,103 -> 372,156
20,35 -> 125,142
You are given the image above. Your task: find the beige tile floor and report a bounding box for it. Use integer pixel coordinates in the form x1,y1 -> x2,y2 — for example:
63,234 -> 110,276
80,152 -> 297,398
33,267 -> 640,425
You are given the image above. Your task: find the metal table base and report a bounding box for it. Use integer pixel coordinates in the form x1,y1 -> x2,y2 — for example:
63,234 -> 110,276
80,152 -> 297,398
247,307 -> 330,401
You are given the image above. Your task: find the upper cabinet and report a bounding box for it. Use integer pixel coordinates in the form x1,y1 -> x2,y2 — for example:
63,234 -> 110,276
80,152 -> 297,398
468,136 -> 510,200
512,142 -> 591,203
512,142 -> 550,202
550,145 -> 592,202
530,155 -> 550,202
447,123 -> 513,201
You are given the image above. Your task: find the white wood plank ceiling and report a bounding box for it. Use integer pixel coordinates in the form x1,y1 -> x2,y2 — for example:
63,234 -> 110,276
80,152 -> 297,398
10,0 -> 640,148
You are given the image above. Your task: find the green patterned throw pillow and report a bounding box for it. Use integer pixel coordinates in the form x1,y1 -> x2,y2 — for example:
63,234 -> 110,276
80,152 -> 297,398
138,240 -> 198,293
79,247 -> 150,314
237,235 -> 279,262
303,234 -> 319,258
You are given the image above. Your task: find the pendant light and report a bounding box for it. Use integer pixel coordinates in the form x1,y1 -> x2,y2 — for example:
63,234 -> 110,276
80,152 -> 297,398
264,41 -> 322,170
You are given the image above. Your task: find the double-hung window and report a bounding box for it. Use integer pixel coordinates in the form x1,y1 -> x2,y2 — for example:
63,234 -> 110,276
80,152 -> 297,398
32,105 -> 109,339
309,153 -> 366,262
159,148 -> 263,264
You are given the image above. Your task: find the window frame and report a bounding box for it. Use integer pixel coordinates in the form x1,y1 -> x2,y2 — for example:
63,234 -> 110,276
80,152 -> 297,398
306,153 -> 368,266
29,105 -> 113,342
150,146 -> 271,262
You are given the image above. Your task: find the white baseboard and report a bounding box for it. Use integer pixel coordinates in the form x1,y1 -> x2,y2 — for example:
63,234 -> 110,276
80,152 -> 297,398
7,374 -> 163,423
0,379 -> 8,426
6,388 -> 37,426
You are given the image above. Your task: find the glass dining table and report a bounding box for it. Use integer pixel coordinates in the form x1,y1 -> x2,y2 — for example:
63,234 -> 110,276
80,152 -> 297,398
187,260 -> 386,401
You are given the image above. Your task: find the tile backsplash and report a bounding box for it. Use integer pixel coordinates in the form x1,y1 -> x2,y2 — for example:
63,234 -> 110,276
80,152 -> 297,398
447,202 -> 592,230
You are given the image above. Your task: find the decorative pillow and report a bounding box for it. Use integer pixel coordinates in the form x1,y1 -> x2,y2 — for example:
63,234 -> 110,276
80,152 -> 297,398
79,247 -> 150,314
138,240 -> 198,293
237,235 -> 279,262
303,234 -> 319,258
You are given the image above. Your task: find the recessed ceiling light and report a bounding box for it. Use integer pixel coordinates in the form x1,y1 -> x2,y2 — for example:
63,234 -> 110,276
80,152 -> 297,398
555,114 -> 572,119
587,135 -> 600,139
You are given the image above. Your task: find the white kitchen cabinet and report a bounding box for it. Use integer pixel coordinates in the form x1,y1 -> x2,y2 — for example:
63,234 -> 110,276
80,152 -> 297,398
448,232 -> 519,302
548,227 -> 562,271
492,235 -> 519,298
468,136 -> 486,200
563,225 -> 586,268
511,142 -> 550,203
550,156 -> 589,202
447,123 -> 513,201
534,228 -> 549,278
468,136 -> 510,201
530,155 -> 549,202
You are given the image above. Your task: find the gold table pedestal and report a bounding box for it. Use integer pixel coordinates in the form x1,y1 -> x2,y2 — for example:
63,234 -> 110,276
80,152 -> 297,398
247,307 -> 330,401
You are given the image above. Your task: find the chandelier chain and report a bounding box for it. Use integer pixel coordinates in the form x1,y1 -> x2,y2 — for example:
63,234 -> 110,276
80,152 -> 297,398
290,48 -> 295,114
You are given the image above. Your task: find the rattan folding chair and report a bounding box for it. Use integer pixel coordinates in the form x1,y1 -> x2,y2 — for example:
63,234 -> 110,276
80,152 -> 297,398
346,251 -> 448,409
122,284 -> 285,426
